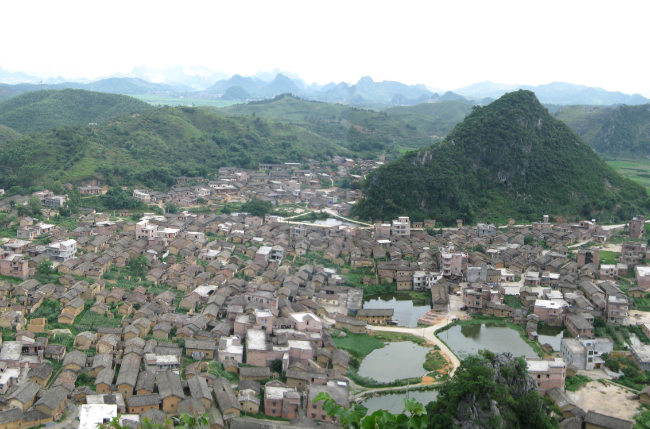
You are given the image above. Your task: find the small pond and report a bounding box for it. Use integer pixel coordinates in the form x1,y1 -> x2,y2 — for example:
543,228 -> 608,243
363,293 -> 431,328
442,323 -> 538,359
537,325 -> 564,351
357,341 -> 430,383
312,217 -> 360,227
362,390 -> 439,414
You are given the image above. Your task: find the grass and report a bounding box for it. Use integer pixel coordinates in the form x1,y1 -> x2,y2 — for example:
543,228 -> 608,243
565,375 -> 592,391
599,250 -> 621,265
371,331 -> 428,347
333,331 -> 385,359
423,350 -> 448,372
503,295 -> 522,309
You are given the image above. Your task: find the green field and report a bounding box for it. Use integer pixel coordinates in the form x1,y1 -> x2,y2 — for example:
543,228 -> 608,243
604,157 -> 650,192
132,94 -> 238,108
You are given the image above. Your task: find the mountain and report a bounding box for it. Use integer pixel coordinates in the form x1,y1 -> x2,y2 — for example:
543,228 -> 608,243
263,74 -> 301,96
352,90 -> 647,225
0,66 -> 40,85
555,104 -> 650,155
0,89 -> 153,134
130,65 -> 229,90
454,81 -> 650,106
82,77 -> 182,95
319,76 -> 434,105
384,101 -> 474,137
203,74 -> 261,95
0,106 -> 348,189
220,86 -> 251,101
223,94 -> 434,157
0,124 -> 21,145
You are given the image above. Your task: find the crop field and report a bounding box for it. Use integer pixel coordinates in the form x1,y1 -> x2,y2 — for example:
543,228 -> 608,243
604,157 -> 650,192
132,94 -> 238,108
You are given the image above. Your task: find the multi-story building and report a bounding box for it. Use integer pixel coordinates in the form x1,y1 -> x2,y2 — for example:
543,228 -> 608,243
526,358 -> 567,394
577,248 -> 600,267
605,294 -> 628,325
620,242 -> 647,268
45,240 -> 77,263
560,337 -> 613,370
132,190 -> 151,203
391,217 -> 410,237
306,380 -> 349,423
477,223 -> 497,237
636,266 -> 650,290
629,215 -> 646,238
462,285 -> 504,313
533,300 -> 565,326
438,245 -> 467,278
135,220 -> 158,241
0,254 -> 30,279
263,380 -> 300,419
374,222 -> 391,238
532,215 -> 552,231
43,195 -> 68,208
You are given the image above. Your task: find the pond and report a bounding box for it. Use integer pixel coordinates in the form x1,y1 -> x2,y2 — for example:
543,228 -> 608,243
312,217 -> 359,227
363,293 -> 431,328
441,323 -> 538,359
537,325 -> 564,351
357,341 -> 430,383
362,389 -> 439,414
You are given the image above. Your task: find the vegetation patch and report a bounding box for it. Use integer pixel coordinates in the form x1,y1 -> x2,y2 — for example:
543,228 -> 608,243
565,375 -> 592,391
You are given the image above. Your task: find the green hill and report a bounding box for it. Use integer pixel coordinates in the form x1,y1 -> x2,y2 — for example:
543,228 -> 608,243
224,94 -> 434,157
0,89 -> 153,134
554,104 -> 650,155
0,124 -> 21,145
384,101 -> 474,137
352,90 -> 648,225
0,106 -> 348,190
220,86 -> 251,100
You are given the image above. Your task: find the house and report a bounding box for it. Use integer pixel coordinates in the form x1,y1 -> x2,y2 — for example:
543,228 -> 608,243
157,371 -> 185,414
560,337 -> 613,371
263,380 -> 300,419
584,410 -> 633,429
185,338 -> 216,360
213,377 -> 241,419
526,358 -> 566,394
126,394 -> 162,414
29,363 -> 53,387
306,380 -> 349,423
34,385 -> 68,420
356,309 -> 394,325
7,381 -> 41,411
116,353 -> 141,396
45,239 -> 77,263
565,314 -> 594,339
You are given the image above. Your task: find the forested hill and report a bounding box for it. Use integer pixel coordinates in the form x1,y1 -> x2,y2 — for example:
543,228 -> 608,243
0,124 -> 21,145
0,89 -> 153,134
554,104 -> 650,155
0,106 -> 348,190
222,94 -> 435,157
352,90 -> 648,225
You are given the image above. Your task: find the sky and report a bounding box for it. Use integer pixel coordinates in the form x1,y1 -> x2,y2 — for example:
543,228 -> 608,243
2,0 -> 649,94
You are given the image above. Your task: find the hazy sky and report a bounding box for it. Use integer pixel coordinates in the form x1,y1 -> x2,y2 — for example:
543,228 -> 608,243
2,0 -> 649,93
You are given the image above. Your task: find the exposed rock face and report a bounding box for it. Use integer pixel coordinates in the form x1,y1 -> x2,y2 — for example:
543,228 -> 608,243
453,353 -> 538,429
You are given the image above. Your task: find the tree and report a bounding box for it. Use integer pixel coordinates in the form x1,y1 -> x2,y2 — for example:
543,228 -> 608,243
27,197 -> 42,216
524,236 -> 535,245
127,255 -> 149,278
37,259 -> 53,276
241,197 -> 272,217
165,202 -> 180,214
271,359 -> 283,374
314,392 -> 427,429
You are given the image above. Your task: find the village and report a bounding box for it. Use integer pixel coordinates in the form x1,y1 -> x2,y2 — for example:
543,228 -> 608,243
0,160 -> 647,429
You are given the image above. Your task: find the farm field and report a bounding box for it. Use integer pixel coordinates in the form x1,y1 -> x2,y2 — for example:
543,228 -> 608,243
132,94 -> 238,108
604,157 -> 650,192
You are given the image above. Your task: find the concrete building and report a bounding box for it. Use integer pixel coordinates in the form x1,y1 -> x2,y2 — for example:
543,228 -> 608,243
605,294 -> 628,325
526,358 -> 567,394
45,239 -> 77,263
560,337 -> 613,371
374,222 -> 391,238
629,215 -> 646,238
477,223 -> 497,237
438,245 -> 467,278
631,344 -> 650,371
391,217 -> 410,237
636,266 -> 650,290
533,300 -> 565,326
306,380 -> 349,423
577,248 -> 600,268
620,242 -> 647,268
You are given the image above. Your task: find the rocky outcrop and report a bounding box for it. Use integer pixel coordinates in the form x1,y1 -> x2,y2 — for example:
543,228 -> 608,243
453,353 -> 538,429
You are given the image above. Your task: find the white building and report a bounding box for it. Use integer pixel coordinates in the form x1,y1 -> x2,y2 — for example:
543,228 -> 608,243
45,239 -> 77,262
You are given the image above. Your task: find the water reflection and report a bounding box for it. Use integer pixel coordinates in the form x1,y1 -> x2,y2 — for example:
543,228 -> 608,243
363,293 -> 431,328
442,324 -> 538,359
357,341 -> 430,383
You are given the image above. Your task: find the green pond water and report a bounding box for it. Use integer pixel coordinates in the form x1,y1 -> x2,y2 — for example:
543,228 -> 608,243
357,341 -> 430,382
363,293 -> 431,327
441,323 -> 538,359
537,325 -> 564,351
362,389 -> 439,414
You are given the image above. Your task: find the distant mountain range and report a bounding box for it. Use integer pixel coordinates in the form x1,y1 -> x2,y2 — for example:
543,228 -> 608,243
454,81 -> 649,106
0,65 -> 648,107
